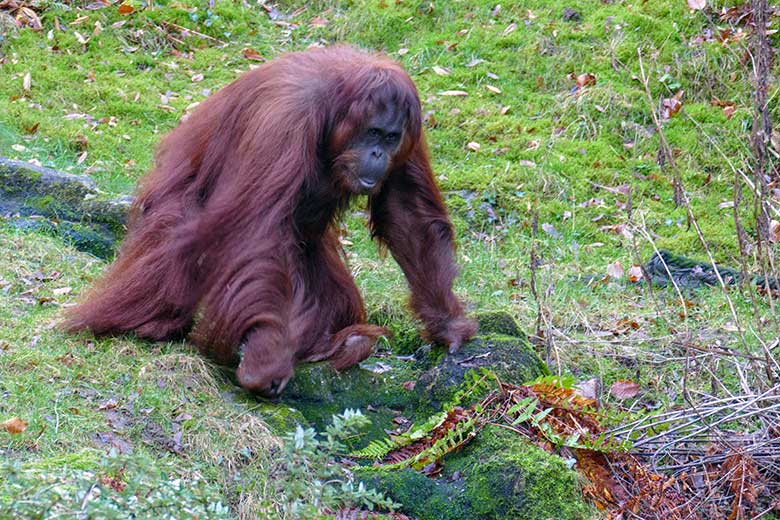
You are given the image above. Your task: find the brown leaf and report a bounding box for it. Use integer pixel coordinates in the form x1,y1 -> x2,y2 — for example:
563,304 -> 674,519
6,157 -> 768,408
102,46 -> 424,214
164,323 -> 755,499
117,3 -> 134,15
485,84 -> 502,94
16,7 -> 42,31
609,380 -> 640,400
2,417 -> 28,434
627,265 -> 644,283
662,90 -> 684,119
431,66 -> 450,76
98,399 -> 119,410
241,48 -> 264,61
309,16 -> 329,27
440,90 -> 468,97
570,72 -> 596,88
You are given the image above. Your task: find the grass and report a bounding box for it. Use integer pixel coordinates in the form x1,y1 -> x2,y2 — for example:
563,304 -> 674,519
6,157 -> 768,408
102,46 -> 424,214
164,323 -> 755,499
1,0 -> 778,518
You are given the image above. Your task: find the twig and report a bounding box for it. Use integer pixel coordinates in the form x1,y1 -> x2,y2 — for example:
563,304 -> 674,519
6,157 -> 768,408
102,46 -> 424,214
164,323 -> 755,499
159,20 -> 227,46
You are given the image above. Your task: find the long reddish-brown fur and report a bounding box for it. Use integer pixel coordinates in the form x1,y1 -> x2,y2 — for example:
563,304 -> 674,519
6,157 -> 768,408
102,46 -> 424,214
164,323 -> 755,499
64,46 -> 476,394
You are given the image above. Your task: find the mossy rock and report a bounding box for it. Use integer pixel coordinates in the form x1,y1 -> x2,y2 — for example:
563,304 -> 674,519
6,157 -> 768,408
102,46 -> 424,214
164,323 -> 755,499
251,401 -> 308,435
281,314 -> 547,442
281,358 -> 421,442
357,425 -> 595,520
414,333 -> 548,412
0,157 -> 96,206
475,311 -> 524,337
0,157 -> 130,258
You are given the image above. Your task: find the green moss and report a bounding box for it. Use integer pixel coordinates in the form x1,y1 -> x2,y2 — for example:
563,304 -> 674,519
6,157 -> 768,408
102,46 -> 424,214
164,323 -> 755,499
282,359 -> 420,443
475,311 -> 523,337
416,334 -> 549,413
358,426 -> 594,520
0,162 -> 93,209
251,402 -> 307,435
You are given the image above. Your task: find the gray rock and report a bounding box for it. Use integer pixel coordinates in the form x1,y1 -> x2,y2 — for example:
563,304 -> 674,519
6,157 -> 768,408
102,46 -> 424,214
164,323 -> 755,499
357,426 -> 594,520
281,313 -> 547,440
0,157 -> 131,258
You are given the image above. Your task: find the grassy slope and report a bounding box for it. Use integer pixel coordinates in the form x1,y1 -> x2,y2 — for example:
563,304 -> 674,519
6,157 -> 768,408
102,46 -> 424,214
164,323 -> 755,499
1,0 -> 777,517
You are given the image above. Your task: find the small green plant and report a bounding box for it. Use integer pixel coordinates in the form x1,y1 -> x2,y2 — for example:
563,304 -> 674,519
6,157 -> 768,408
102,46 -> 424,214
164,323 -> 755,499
280,409 -> 401,518
0,453 -> 232,519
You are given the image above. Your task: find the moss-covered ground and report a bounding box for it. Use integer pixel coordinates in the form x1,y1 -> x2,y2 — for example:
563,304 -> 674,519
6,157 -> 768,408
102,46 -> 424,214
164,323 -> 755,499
1,0 -> 778,518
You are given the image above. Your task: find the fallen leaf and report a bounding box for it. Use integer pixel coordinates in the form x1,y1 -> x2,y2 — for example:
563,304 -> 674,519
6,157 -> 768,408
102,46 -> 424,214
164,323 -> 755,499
191,73 -> 204,82
241,48 -> 264,61
432,66 -> 450,76
23,72 -> 31,93
466,141 -> 480,152
662,90 -> 685,119
440,90 -> 468,97
541,222 -> 560,238
485,84 -> 502,94
53,286 -> 72,295
606,260 -> 624,279
687,0 -> 706,10
503,22 -> 517,36
769,220 -> 780,243
569,72 -> 596,89
118,3 -> 134,15
16,7 -> 42,31
2,417 -> 28,434
309,16 -> 329,27
575,378 -> 599,400
98,399 -> 119,410
627,265 -> 644,283
610,380 -> 641,400
85,0 -> 110,9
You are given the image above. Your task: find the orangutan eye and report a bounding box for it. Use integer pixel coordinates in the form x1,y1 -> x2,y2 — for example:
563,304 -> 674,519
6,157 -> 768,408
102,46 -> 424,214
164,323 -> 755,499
385,132 -> 400,143
367,128 -> 382,139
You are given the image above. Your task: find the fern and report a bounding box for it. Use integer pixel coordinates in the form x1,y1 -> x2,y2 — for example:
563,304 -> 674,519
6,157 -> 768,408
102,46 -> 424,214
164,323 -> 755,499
408,416 -> 479,470
526,373 -> 578,388
445,368 -> 500,409
351,410 -> 449,460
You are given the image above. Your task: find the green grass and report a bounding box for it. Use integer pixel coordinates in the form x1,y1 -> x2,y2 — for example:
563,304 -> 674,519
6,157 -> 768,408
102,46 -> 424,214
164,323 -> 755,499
1,0 -> 779,518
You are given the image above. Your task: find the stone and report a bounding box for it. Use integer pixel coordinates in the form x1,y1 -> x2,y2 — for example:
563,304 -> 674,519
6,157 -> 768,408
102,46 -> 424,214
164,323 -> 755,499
281,313 -> 547,441
357,426 -> 594,520
0,157 -> 131,258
